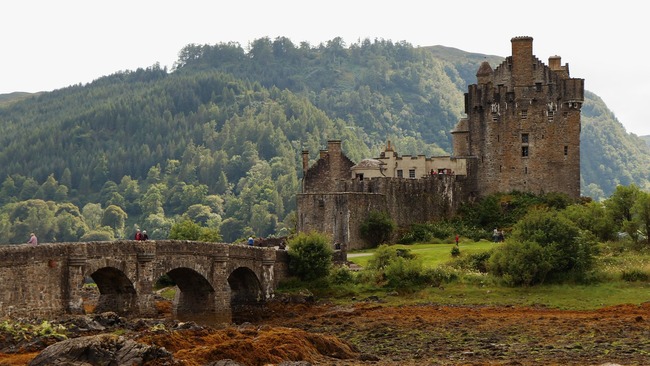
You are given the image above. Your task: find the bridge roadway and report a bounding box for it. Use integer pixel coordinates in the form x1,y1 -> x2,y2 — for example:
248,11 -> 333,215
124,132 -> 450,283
0,240 -> 289,322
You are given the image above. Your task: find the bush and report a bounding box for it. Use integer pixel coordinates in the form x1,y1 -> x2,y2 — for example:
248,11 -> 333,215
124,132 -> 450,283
367,244 -> 413,270
450,246 -> 460,257
452,251 -> 492,273
329,266 -> 356,285
489,241 -> 552,286
287,231 -> 333,281
488,209 -> 597,285
359,211 -> 396,247
621,268 -> 650,282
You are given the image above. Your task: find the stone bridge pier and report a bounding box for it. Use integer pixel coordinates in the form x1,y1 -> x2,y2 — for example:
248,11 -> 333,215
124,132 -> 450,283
0,240 -> 289,322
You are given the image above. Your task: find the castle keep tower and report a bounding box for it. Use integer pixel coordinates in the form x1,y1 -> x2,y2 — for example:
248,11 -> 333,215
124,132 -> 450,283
455,36 -> 584,198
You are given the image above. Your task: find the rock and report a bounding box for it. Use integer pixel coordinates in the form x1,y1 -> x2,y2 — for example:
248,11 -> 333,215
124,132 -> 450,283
206,360 -> 245,366
28,334 -> 179,366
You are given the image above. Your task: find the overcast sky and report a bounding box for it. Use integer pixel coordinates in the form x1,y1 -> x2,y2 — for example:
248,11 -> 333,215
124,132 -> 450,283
2,1 -> 648,135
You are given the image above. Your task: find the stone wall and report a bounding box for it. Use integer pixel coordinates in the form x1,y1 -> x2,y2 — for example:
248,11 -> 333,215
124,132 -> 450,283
298,173 -> 476,250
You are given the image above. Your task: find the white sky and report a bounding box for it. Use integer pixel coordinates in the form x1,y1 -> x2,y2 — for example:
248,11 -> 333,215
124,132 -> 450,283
2,1 -> 648,135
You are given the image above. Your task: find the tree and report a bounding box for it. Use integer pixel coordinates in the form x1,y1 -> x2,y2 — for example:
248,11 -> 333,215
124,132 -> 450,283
359,211 -> 396,247
605,184 -> 640,226
101,205 -> 127,239
169,218 -> 223,242
631,191 -> 650,245
82,203 -> 103,230
287,231 -> 333,281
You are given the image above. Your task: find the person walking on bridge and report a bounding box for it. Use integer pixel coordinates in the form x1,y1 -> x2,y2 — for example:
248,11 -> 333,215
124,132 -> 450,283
27,233 -> 38,245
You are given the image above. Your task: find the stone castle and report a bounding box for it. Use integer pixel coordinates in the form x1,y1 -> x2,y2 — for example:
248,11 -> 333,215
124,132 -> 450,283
297,36 -> 584,250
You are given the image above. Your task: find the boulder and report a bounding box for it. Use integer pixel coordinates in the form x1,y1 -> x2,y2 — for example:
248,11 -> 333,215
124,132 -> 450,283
29,333 -> 179,366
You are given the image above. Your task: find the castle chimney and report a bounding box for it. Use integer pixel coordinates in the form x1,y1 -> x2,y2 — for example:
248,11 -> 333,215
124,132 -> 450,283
511,36 -> 534,87
319,150 -> 328,159
302,150 -> 309,174
327,140 -> 342,157
548,55 -> 561,71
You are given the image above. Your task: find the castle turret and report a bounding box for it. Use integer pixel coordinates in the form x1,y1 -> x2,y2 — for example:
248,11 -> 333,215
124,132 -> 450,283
476,61 -> 493,85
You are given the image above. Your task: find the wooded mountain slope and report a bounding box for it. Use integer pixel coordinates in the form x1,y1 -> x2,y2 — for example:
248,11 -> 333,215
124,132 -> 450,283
0,37 -> 647,242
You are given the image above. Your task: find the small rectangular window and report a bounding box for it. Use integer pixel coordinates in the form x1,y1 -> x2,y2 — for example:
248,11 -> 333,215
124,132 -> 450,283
535,83 -> 542,92
521,133 -> 529,143
409,169 -> 416,178
522,146 -> 529,157
521,110 -> 528,120
397,170 -> 403,178
564,146 -> 568,156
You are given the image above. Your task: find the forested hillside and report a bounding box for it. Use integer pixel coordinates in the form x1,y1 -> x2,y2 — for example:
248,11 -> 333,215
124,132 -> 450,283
0,36 -> 647,244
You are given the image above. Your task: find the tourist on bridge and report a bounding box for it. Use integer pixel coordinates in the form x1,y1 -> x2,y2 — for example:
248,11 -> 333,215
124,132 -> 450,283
27,233 -> 38,245
134,229 -> 142,241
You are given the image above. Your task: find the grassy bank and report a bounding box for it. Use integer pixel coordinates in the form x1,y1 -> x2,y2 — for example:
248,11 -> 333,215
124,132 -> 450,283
338,241 -> 650,310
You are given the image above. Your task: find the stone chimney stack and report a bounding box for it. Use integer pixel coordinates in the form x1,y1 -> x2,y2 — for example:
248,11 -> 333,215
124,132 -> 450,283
302,150 -> 309,174
511,36 -> 534,87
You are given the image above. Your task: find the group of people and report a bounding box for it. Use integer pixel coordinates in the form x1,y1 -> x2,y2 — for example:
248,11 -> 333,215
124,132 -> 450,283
134,229 -> 149,241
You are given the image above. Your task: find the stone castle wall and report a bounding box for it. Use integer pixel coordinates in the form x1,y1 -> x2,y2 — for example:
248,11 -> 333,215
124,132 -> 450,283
298,172 -> 477,250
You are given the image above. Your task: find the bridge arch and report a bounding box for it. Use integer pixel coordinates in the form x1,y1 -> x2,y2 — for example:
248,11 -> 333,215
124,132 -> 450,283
165,267 -> 216,321
87,266 -> 137,315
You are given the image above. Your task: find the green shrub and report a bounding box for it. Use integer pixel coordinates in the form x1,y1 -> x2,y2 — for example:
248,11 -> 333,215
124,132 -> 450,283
384,257 -> 428,288
396,223 -> 433,244
489,240 -> 552,286
450,245 -> 460,257
367,244 -> 412,270
621,268 -> 650,282
489,208 -> 597,286
451,251 -> 492,273
287,231 -> 333,281
359,211 -> 396,247
329,266 -> 356,285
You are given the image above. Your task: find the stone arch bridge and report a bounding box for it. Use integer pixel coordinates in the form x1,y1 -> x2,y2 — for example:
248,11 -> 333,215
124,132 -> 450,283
0,240 -> 289,322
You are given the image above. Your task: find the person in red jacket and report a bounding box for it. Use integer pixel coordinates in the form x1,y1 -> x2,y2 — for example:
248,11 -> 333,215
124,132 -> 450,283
134,229 -> 142,241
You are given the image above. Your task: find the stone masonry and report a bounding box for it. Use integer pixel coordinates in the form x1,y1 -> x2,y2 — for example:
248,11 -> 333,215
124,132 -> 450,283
0,240 -> 289,320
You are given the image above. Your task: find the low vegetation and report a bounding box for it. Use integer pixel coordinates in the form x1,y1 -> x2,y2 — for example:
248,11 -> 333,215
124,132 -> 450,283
279,190 -> 650,310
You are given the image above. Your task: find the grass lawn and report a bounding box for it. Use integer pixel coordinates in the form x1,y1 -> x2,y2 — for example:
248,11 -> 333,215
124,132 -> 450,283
348,240 -> 496,268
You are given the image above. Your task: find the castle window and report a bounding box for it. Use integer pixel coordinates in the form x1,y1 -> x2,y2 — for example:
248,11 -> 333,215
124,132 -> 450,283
564,146 -> 568,156
521,110 -> 528,119
318,199 -> 325,208
397,169 -> 403,178
356,173 -> 364,181
548,110 -> 554,122
521,133 -> 529,144
535,82 -> 542,92
525,167 -> 528,174
409,169 -> 416,179
522,146 -> 529,157
492,113 -> 498,122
